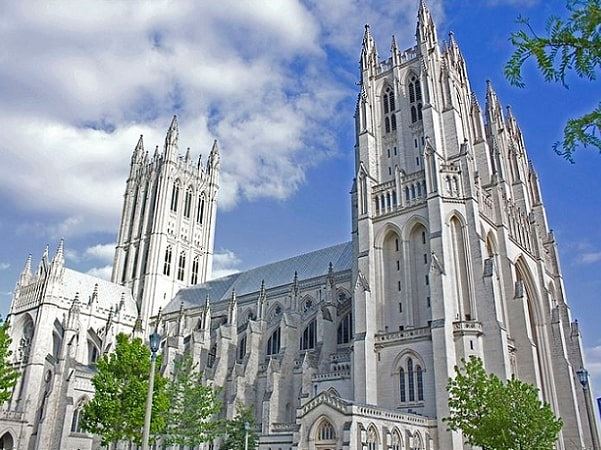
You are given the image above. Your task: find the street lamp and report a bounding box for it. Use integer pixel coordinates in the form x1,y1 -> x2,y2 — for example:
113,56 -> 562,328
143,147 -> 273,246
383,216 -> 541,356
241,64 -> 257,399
141,310 -> 162,450
577,367 -> 600,450
244,421 -> 250,450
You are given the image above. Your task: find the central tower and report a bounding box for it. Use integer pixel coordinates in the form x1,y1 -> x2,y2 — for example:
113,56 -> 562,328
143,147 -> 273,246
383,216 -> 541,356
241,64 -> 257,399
112,116 -> 220,329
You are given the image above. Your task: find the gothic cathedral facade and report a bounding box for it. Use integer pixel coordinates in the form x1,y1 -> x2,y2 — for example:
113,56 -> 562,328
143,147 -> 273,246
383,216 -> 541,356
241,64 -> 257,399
1,3 -> 597,450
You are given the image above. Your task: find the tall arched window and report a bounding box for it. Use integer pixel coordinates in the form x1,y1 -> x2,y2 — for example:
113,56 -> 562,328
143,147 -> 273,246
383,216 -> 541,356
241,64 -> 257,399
382,85 -> 396,135
70,398 -> 86,433
87,340 -> 99,365
408,75 -> 422,123
399,368 -> 406,402
19,316 -> 34,364
391,430 -> 402,450
416,365 -> 424,401
163,246 -> 172,276
266,328 -> 281,355
191,256 -> 200,285
317,419 -> 336,441
0,432 -> 14,450
407,358 -> 415,402
207,344 -> 217,368
197,195 -> 206,224
238,336 -> 247,361
366,426 -> 379,450
450,216 -> 472,320
170,181 -> 180,212
337,312 -> 353,344
183,186 -> 193,218
300,319 -> 316,350
177,252 -> 186,281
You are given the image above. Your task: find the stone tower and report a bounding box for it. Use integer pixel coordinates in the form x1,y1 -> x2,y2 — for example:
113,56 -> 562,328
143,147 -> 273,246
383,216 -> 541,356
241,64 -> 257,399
351,2 -> 596,449
112,116 -> 220,329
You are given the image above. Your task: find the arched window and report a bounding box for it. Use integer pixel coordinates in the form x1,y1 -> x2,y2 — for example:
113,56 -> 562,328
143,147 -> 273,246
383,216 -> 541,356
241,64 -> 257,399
197,195 -> 205,224
300,319 -> 316,351
238,336 -> 247,361
317,419 -> 336,441
399,368 -> 406,402
408,358 -> 415,402
417,365 -> 424,401
382,85 -> 395,135
408,76 -> 423,123
163,246 -> 172,276
391,430 -> 402,450
207,344 -> 217,368
170,181 -> 180,212
183,186 -> 193,218
385,117 -> 391,133
87,340 -> 99,365
366,426 -> 379,450
70,399 -> 86,433
391,114 -> 397,130
19,316 -> 34,364
191,256 -> 200,285
337,312 -> 353,344
177,252 -> 186,281
266,328 -> 281,355
0,432 -> 14,450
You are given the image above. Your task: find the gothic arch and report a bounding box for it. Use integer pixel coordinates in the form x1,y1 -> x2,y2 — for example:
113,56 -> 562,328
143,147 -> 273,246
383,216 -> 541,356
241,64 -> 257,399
267,302 -> 283,322
0,431 -> 14,450
374,222 -> 403,247
447,213 -> 474,321
301,295 -> 316,314
391,349 -> 426,375
311,415 -> 337,447
366,424 -> 380,450
390,427 -> 404,450
401,215 -> 428,241
404,219 -> 431,327
18,314 -> 34,364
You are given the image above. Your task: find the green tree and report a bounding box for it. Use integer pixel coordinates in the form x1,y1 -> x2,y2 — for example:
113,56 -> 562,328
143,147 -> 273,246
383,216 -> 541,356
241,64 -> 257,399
505,0 -> 601,161
220,403 -> 258,450
0,318 -> 19,404
445,357 -> 563,450
163,353 -> 222,447
81,333 -> 169,447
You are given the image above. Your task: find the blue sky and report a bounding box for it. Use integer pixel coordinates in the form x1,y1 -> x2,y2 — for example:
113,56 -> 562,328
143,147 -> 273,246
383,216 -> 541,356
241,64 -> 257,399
1,0 -> 600,395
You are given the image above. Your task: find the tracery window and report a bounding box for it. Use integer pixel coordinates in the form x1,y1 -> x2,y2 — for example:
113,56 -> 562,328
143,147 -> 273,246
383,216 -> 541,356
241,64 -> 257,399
163,246 -> 172,276
197,195 -> 205,224
366,427 -> 379,450
19,318 -> 34,364
382,85 -> 396,134
238,336 -> 247,361
183,186 -> 193,218
207,344 -> 217,368
399,356 -> 425,404
391,430 -> 402,450
337,312 -> 353,344
170,181 -> 180,212
300,319 -> 316,351
317,420 -> 336,441
266,328 -> 281,355
70,399 -> 86,433
408,75 -> 423,123
191,256 -> 200,285
177,252 -> 186,281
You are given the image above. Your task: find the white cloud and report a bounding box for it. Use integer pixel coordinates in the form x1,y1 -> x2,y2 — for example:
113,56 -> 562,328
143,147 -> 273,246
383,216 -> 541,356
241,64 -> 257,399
585,346 -> 601,399
84,243 -> 116,264
579,252 -> 601,265
86,265 -> 113,281
211,249 -> 242,279
0,263 -> 10,271
485,0 -> 539,5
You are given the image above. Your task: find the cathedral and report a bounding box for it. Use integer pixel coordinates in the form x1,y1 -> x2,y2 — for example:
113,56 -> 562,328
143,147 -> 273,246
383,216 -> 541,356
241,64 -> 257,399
1,2 -> 598,449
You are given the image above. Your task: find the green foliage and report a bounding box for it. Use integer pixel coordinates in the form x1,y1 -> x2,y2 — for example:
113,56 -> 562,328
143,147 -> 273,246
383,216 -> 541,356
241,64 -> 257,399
220,403 -> 258,450
80,333 -> 169,446
0,319 -> 19,404
163,353 -> 222,447
445,357 -> 563,450
505,0 -> 601,160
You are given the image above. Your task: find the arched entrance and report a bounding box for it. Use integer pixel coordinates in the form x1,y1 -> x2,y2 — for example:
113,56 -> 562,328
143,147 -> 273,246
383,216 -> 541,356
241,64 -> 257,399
0,432 -> 14,450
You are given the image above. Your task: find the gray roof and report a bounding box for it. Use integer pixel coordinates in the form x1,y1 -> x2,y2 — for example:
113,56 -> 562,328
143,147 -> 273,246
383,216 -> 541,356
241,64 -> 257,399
165,241 -> 353,314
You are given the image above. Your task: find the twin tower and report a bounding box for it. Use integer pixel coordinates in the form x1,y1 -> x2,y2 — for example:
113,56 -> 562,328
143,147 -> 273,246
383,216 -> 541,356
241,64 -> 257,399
112,116 -> 220,329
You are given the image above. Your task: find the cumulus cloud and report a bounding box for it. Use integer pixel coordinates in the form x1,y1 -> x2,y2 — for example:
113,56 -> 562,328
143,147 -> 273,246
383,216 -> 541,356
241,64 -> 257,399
84,243 -> 116,264
0,0 -> 439,238
86,265 -> 113,281
579,252 -> 601,265
0,263 -> 10,271
211,249 -> 242,279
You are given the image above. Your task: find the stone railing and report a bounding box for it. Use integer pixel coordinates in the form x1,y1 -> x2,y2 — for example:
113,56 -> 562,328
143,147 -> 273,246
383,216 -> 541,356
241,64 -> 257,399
0,409 -> 24,422
452,320 -> 483,335
372,171 -> 427,218
312,369 -> 351,381
272,422 -> 299,433
354,405 -> 434,426
375,326 -> 431,346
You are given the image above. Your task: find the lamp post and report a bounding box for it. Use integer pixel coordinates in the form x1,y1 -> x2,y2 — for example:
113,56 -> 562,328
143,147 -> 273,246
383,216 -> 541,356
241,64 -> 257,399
577,367 -> 600,450
141,317 -> 161,450
244,421 -> 250,450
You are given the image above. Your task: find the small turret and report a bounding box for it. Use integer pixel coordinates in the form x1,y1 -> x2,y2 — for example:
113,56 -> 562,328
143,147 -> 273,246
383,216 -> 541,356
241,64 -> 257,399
164,115 -> 179,161
391,35 -> 400,66
360,24 -> 378,76
37,244 -> 50,276
416,0 -> 437,50
203,293 -> 211,330
228,289 -> 237,326
18,254 -> 33,287
66,293 -> 81,331
207,140 -> 220,175
485,80 -> 504,126
257,280 -> 267,320
131,135 -> 144,166
51,238 -> 64,266
185,147 -> 191,163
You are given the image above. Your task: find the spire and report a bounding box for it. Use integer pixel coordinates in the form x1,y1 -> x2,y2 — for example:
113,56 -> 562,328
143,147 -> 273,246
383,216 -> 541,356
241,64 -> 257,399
90,283 -> 99,305
37,244 -> 50,276
228,289 -> 237,325
19,254 -> 32,286
132,135 -> 144,163
67,292 -> 81,330
360,24 -> 378,72
197,154 -> 203,170
185,147 -> 191,162
485,80 -> 503,126
257,280 -> 267,320
416,0 -> 437,48
391,34 -> 398,53
327,262 -> 335,290
164,115 -> 179,160
51,238 -> 64,266
207,140 -> 220,174
391,34 -> 400,65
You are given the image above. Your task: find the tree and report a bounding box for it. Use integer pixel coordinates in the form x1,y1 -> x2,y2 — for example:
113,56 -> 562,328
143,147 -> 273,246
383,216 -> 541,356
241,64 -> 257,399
220,403 -> 258,450
163,353 -> 222,447
445,357 -> 563,450
81,333 -> 169,447
0,318 -> 19,404
505,0 -> 601,161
